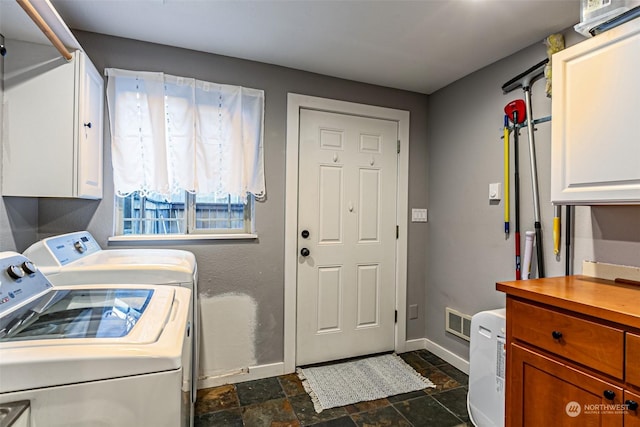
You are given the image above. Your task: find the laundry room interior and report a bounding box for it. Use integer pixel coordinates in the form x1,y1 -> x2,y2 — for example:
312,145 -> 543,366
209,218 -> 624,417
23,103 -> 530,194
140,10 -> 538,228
1,1 -> 640,426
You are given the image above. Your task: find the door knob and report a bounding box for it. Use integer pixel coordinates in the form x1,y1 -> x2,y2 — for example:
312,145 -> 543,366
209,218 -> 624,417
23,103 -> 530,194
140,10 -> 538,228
300,248 -> 310,257
603,390 -> 616,400
626,400 -> 639,411
301,230 -> 310,238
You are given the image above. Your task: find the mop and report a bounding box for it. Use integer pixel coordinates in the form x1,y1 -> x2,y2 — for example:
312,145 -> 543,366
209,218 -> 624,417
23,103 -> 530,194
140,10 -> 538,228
502,59 -> 548,278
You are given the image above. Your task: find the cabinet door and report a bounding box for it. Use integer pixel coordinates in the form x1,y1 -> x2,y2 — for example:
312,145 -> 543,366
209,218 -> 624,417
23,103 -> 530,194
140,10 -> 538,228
625,390 -> 640,427
627,333 -> 640,388
2,41 -> 75,197
76,52 -> 103,199
509,343 -> 623,427
551,19 -> 640,204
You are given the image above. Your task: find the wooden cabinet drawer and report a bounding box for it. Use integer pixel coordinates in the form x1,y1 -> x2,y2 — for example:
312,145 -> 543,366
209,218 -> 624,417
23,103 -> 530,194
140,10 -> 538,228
510,299 -> 624,379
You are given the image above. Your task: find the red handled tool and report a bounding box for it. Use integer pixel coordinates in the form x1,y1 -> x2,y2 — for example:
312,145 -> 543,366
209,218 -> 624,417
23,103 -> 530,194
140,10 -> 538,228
504,100 -> 526,279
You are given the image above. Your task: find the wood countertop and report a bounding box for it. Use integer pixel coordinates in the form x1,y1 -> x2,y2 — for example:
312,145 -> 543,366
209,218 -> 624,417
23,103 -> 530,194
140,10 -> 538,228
496,275 -> 640,330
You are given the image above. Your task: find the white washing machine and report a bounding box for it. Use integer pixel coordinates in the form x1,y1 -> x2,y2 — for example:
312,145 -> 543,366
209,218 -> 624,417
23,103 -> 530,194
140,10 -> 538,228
467,308 -> 506,427
23,231 -> 199,423
0,251 -> 192,426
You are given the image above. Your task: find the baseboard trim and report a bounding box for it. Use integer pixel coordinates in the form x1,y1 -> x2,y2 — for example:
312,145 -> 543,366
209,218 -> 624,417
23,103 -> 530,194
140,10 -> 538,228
424,339 -> 469,375
197,362 -> 285,389
403,338 -> 428,352
399,338 -> 469,374
196,339 -> 470,389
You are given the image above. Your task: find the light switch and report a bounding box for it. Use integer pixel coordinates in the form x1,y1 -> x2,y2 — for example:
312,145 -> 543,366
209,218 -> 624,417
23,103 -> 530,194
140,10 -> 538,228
411,208 -> 428,222
489,183 -> 502,201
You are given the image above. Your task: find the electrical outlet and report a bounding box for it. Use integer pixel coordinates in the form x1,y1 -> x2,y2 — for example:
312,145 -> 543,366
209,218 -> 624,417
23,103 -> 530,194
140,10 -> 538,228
409,304 -> 418,319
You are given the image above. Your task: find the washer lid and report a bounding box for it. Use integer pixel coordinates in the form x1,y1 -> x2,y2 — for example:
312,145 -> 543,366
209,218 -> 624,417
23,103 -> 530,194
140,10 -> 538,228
23,231 -> 196,285
0,284 -> 191,393
38,249 -> 195,286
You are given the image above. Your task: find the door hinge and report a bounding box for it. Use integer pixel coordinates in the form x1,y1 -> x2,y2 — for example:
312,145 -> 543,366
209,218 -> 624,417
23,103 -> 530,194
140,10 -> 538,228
395,310 -> 398,323
396,225 -> 399,239
397,140 -> 401,154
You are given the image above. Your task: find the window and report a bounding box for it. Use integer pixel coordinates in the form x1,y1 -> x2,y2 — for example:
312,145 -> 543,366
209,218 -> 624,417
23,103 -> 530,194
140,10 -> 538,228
105,69 -> 264,237
115,191 -> 253,235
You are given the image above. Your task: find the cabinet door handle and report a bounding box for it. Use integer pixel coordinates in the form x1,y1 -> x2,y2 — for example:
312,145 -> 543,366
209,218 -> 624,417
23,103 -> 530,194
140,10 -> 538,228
84,122 -> 92,129
551,330 -> 563,340
626,400 -> 639,411
603,390 -> 616,400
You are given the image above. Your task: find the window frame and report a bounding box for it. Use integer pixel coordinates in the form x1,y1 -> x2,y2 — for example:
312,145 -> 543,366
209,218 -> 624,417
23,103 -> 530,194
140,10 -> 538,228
113,191 -> 256,241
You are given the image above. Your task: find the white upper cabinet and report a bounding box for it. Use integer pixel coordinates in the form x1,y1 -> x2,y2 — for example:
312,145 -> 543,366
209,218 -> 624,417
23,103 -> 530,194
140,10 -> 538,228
551,19 -> 640,205
2,41 -> 104,199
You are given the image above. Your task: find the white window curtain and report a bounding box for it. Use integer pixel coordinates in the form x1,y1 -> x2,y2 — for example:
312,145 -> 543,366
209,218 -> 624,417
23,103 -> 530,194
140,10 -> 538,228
105,68 -> 265,201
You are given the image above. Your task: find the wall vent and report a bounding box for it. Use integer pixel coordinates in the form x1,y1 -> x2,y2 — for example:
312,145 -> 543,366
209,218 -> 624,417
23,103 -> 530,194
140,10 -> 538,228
445,307 -> 472,341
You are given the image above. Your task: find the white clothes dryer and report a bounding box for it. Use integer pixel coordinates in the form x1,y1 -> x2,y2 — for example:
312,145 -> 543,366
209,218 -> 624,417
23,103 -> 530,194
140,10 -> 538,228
23,231 -> 199,422
0,252 -> 193,427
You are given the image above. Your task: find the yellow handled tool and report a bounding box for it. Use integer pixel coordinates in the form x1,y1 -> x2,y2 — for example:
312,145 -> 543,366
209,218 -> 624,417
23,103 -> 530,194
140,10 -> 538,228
553,205 -> 561,255
504,116 -> 510,238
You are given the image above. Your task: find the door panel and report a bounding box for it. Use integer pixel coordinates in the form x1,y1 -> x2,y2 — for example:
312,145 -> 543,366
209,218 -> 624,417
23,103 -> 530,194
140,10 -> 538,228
319,166 -> 343,243
317,266 -> 342,332
296,109 -> 398,366
358,169 -> 380,242
356,264 -> 379,327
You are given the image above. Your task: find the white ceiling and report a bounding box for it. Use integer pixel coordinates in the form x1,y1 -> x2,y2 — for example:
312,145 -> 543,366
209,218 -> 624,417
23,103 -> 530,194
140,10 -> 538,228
2,0 -> 581,94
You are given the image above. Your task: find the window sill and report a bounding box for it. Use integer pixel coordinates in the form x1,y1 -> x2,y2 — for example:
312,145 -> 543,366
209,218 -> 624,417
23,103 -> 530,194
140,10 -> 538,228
108,233 -> 258,245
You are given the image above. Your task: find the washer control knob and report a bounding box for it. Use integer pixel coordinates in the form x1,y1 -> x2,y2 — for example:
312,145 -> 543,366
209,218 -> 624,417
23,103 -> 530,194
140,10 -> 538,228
7,265 -> 25,280
22,261 -> 37,275
74,240 -> 87,253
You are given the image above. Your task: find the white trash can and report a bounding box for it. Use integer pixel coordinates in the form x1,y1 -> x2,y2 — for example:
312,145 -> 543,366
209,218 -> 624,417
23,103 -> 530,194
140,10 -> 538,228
467,308 -> 506,427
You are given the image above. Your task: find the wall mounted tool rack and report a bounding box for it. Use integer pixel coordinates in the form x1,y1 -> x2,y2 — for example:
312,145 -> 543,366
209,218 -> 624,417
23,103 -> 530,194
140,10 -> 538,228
500,116 -> 551,138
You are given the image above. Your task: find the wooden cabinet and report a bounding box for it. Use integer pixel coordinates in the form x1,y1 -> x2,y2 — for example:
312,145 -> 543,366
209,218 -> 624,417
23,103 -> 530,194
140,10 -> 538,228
2,40 -> 103,199
498,276 -> 640,426
550,18 -> 640,204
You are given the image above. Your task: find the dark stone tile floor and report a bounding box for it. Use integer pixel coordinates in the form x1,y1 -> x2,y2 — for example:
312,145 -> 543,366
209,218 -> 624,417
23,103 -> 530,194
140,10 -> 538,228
195,350 -> 470,427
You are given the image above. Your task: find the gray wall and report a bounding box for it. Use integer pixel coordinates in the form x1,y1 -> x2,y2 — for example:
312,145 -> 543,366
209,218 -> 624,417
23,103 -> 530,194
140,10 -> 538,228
34,31 -> 430,367
426,28 -> 640,360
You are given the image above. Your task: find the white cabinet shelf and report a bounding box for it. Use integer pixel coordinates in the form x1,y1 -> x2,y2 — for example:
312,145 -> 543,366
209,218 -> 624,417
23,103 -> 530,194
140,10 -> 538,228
2,41 -> 103,199
551,19 -> 640,205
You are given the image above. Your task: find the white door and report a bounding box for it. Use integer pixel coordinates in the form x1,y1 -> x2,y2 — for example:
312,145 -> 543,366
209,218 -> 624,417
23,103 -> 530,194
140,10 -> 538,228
296,109 -> 398,366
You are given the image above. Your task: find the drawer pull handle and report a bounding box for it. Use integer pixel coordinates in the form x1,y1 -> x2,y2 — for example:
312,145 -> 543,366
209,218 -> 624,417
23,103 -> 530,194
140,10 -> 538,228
626,400 -> 639,411
603,390 -> 616,400
551,330 -> 563,340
